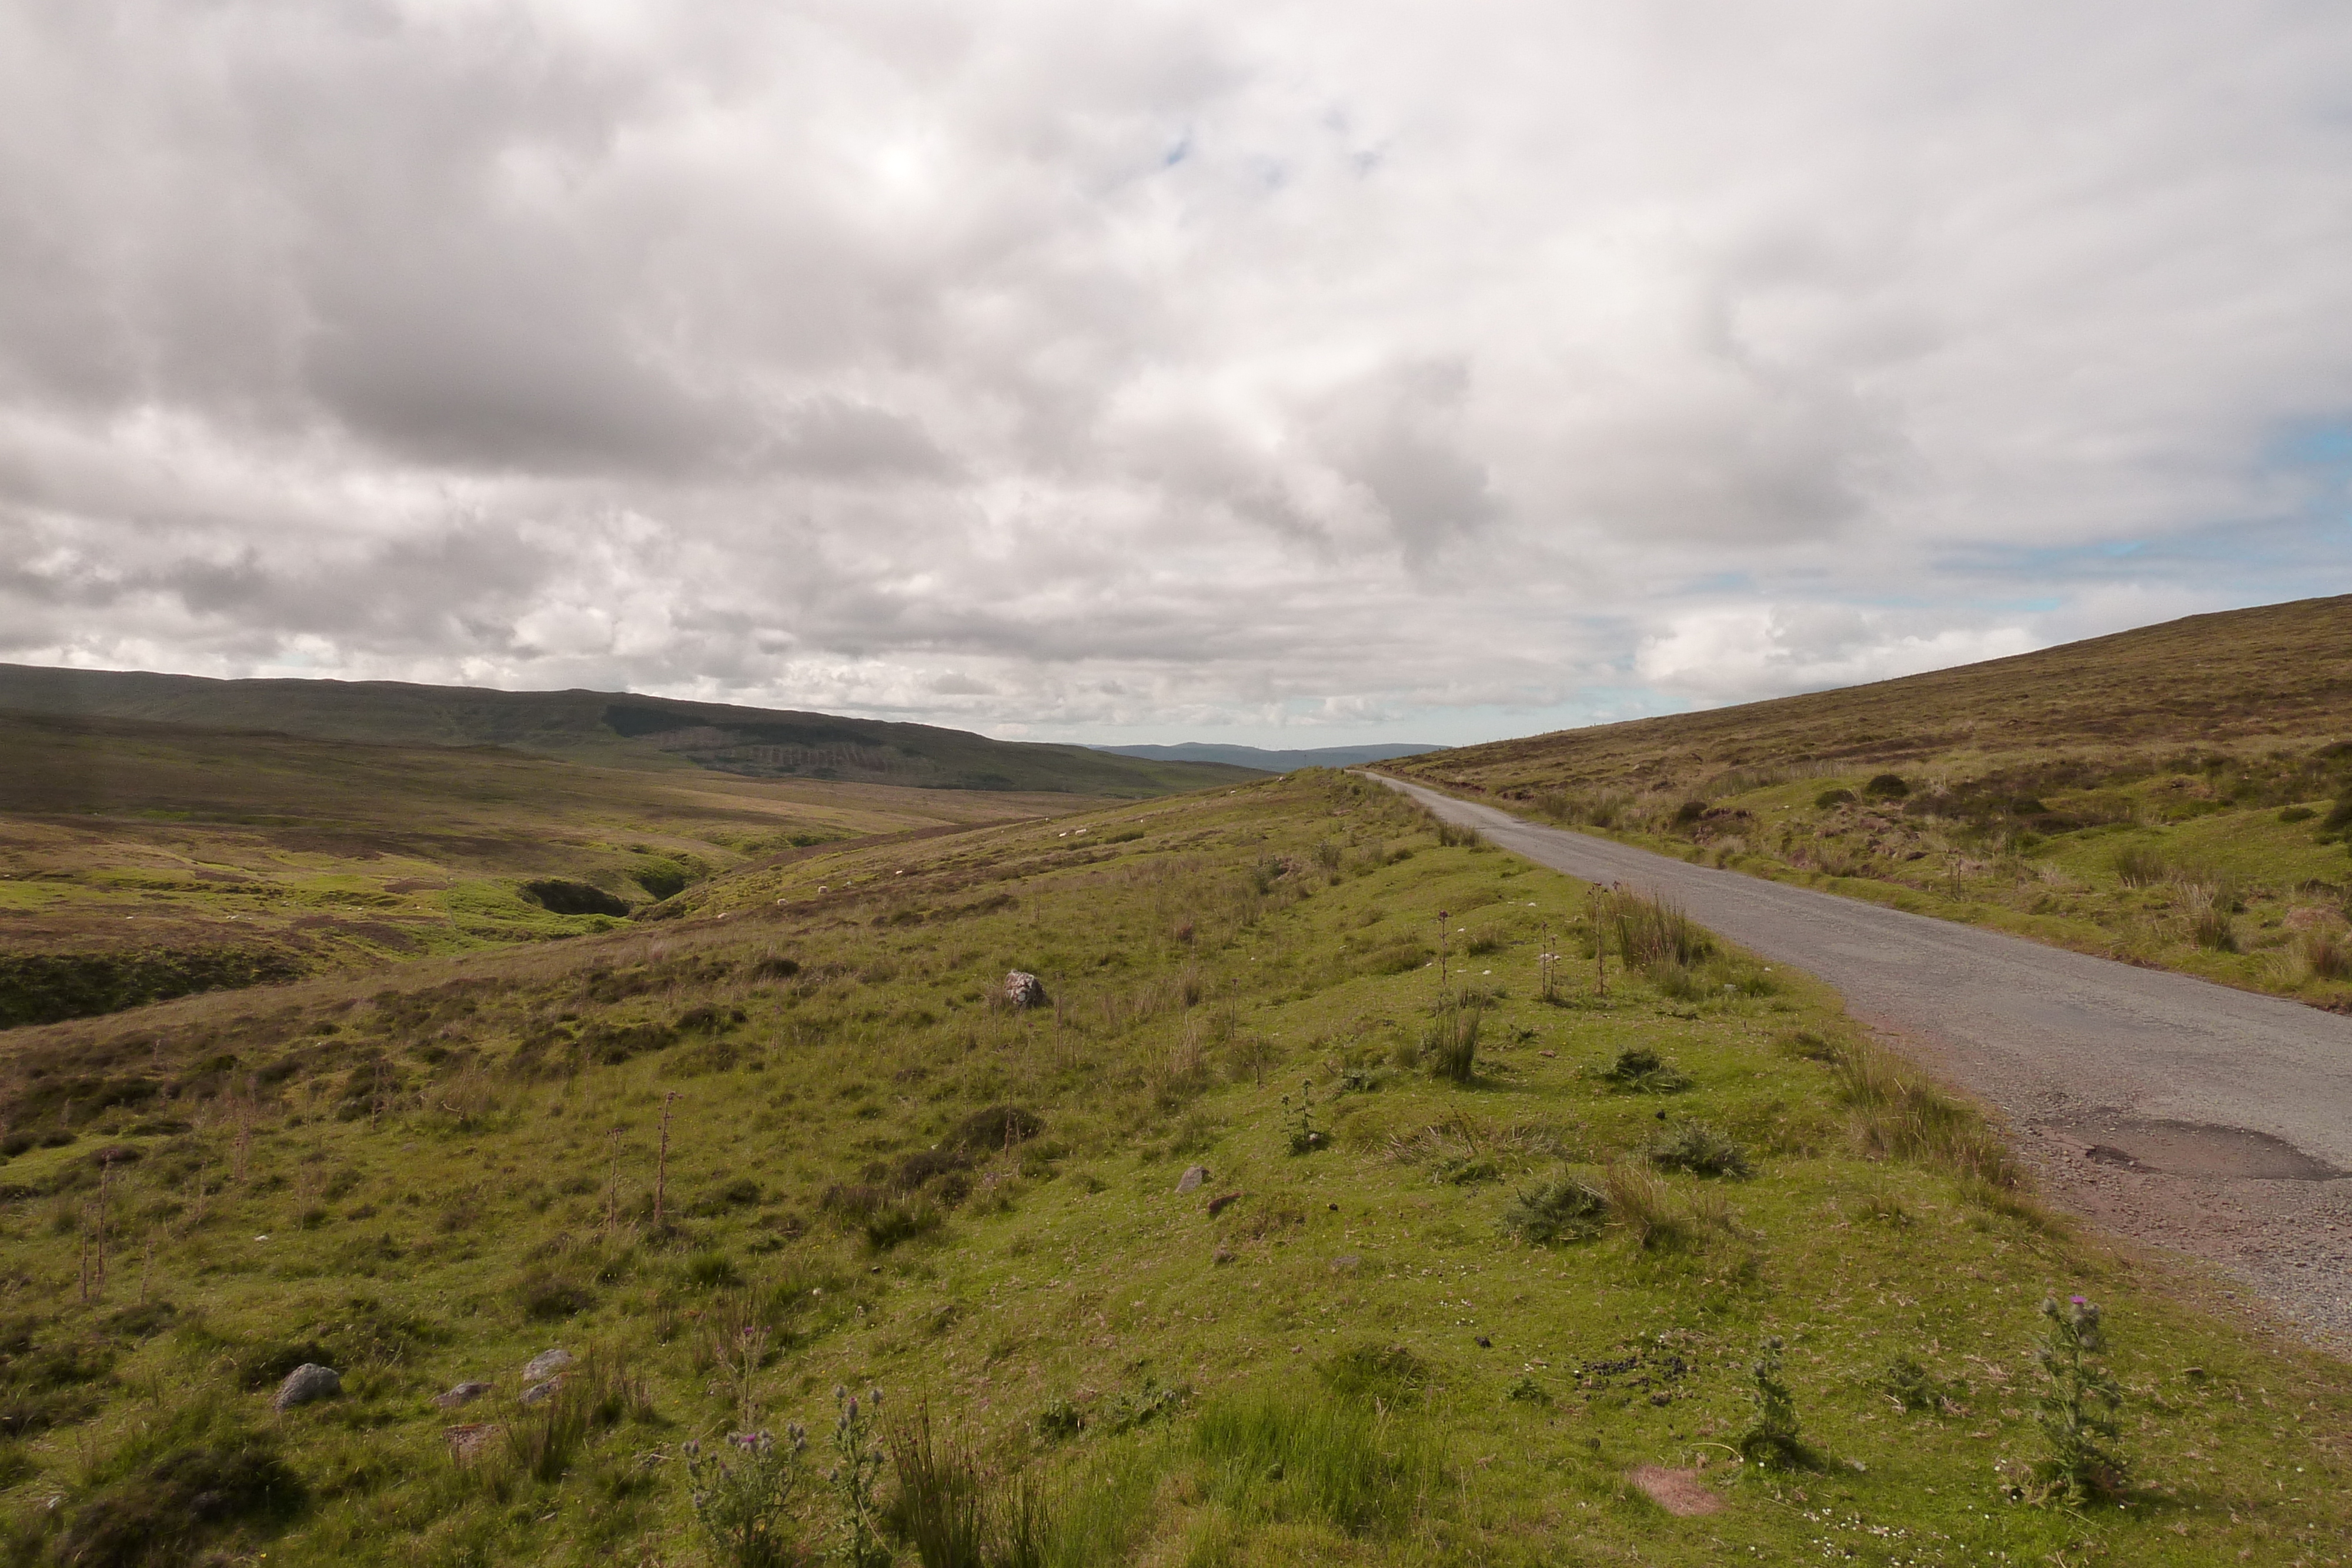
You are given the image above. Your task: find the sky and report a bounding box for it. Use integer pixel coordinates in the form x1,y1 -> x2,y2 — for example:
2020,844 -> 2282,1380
2,1 -> 2348,748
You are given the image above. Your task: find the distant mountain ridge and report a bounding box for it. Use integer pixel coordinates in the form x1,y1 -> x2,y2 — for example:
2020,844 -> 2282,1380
0,663 -> 1255,797
1091,741 -> 1446,772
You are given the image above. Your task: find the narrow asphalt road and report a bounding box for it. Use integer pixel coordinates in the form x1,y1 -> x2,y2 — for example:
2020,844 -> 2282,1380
1372,773 -> 2352,1343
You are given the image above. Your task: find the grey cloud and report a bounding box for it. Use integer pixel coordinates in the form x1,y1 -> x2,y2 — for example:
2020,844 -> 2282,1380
2,1 -> 2348,741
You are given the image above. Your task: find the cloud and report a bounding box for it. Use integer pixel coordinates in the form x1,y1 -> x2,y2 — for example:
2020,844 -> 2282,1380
1,1 -> 2348,743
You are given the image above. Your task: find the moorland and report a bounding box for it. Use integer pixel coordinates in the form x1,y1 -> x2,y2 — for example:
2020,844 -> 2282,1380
1,767 -> 2346,1566
1392,594 -> 2352,1009
0,681 -> 1250,1028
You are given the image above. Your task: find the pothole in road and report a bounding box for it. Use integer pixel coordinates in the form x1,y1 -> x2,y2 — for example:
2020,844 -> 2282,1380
2060,1119 -> 2344,1182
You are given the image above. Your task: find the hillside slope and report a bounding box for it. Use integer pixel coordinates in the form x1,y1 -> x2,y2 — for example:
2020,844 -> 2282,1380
1093,742 -> 1445,771
0,664 -> 1259,796
0,709 -> 1090,1027
1,771 -> 2346,1565
1399,593 -> 2352,796
1394,595 -> 2352,1008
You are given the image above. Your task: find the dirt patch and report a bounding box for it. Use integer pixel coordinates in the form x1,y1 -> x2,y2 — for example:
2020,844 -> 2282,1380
1627,1466 -> 1723,1516
2061,1119 -> 2343,1181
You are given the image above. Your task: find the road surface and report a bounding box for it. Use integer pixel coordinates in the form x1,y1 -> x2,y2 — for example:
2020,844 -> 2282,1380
1372,773 -> 2352,1344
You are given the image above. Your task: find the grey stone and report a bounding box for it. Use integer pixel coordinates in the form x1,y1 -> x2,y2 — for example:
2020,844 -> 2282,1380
1176,1164 -> 1209,1194
523,1348 -> 574,1383
272,1363 -> 341,1411
520,1379 -> 563,1407
433,1381 -> 493,1409
1003,971 -> 1047,1009
1329,1255 -> 1361,1273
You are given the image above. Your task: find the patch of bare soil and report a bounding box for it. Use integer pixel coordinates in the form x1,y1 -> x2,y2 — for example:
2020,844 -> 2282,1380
1627,1466 -> 1725,1517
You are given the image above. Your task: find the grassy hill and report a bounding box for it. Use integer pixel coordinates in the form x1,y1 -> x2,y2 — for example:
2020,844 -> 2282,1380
1394,594 -> 2352,1007
1092,743 -> 1447,771
0,770 -> 2344,1565
0,664 -> 1262,796
0,710 -> 1097,1029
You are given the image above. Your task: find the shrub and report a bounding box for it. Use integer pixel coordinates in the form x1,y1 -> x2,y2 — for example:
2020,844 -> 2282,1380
2026,1296 -> 2126,1505
2278,804 -> 2317,824
516,1269 -> 595,1321
862,1202 -> 941,1251
1813,788 -> 1857,809
1102,1376 -> 1189,1433
1498,1175 -> 1606,1244
1433,820 -> 1484,848
950,1106 -> 1043,1154
1648,1122 -> 1752,1179
1592,1047 -> 1690,1095
54,1430 -> 305,1567
1862,773 -> 1910,800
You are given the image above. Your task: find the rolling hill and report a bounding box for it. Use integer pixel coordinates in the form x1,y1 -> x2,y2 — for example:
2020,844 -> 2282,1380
1389,593 -> 2352,1008
1090,741 -> 1445,771
0,664 -> 1262,797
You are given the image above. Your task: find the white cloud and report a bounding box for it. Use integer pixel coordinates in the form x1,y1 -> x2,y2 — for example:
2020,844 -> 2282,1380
1,0 -> 2348,743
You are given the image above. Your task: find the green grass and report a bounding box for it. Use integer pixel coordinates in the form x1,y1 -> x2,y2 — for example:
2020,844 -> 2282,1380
0,771 -> 2347,1564
0,710 -> 1108,1026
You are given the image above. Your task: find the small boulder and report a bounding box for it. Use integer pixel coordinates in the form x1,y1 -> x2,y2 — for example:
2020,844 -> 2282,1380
1176,1164 -> 1209,1194
1003,971 -> 1047,1009
433,1381 -> 492,1409
520,1379 -> 563,1407
523,1347 -> 574,1383
272,1363 -> 341,1411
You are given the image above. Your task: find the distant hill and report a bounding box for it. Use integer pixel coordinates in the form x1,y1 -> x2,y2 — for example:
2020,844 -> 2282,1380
0,664 -> 1257,797
1392,593 -> 2352,796
1091,741 -> 1445,773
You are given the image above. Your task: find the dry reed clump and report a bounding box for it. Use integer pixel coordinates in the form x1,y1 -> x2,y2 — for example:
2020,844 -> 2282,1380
1592,887 -> 1712,971
1599,1165 -> 1690,1251
2298,927 -> 2352,982
1829,1036 -> 2028,1194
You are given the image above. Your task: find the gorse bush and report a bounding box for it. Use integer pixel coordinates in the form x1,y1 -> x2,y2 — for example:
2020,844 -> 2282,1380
1592,1046 -> 1690,1095
1648,1121 -> 1752,1179
1498,1174 -> 1606,1244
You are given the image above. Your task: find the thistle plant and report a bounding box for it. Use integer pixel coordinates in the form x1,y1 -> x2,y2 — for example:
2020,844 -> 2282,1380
1282,1079 -> 1322,1154
1738,1336 -> 1808,1470
684,1426 -> 807,1568
2027,1295 -> 2126,1505
826,1384 -> 890,1567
